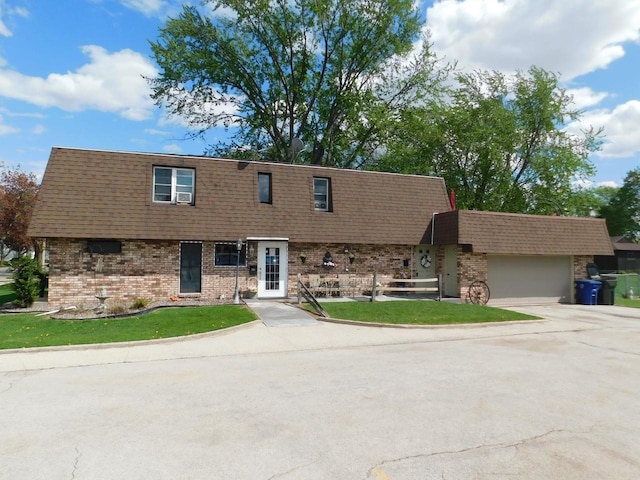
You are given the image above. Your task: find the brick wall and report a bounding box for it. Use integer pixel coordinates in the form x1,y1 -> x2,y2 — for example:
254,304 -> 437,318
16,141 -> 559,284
287,243 -> 413,296
573,255 -> 594,280
47,238 -> 413,305
458,251 -> 488,299
48,238 -> 595,306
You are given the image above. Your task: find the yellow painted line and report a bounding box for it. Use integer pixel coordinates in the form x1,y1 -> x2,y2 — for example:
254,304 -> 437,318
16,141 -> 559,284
371,466 -> 391,480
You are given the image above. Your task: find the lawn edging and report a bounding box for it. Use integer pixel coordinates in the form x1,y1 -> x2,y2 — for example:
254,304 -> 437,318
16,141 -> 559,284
316,316 -> 546,329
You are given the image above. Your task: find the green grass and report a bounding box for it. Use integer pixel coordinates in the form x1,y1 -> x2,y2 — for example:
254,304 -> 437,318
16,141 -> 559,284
0,305 -> 257,350
615,296 -> 640,308
318,300 -> 538,325
0,283 -> 17,306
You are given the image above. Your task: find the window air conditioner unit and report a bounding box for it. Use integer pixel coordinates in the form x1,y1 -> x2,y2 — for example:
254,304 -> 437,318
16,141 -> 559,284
176,192 -> 192,203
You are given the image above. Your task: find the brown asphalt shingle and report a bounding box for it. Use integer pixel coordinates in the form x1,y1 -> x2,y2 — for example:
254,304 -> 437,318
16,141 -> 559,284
28,147 -> 452,245
433,210 -> 614,255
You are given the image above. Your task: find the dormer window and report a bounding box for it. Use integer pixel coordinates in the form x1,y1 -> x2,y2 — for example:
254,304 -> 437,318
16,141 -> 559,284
258,172 -> 272,204
314,177 -> 331,211
153,167 -> 195,204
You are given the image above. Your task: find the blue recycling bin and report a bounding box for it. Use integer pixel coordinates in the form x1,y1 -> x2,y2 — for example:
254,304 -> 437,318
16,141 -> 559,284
575,279 -> 602,305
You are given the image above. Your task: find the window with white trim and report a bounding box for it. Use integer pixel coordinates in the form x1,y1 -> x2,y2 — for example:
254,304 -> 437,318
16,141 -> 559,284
153,166 -> 195,204
313,177 -> 331,211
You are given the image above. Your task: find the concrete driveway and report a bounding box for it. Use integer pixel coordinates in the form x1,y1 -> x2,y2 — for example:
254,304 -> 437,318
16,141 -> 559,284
0,303 -> 638,479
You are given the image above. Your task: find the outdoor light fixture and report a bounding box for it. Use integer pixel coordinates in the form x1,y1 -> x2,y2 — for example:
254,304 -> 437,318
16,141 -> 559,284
233,239 -> 243,304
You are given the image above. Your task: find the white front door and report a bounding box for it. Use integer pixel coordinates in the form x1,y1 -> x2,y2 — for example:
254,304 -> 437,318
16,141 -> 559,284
257,241 -> 288,298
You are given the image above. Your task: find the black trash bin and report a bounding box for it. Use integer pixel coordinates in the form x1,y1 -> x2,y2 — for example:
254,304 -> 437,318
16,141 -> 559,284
586,263 -> 617,305
599,275 -> 617,305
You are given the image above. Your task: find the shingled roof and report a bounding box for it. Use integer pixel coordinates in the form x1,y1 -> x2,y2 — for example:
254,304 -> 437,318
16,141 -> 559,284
28,147 -> 452,245
433,210 -> 614,255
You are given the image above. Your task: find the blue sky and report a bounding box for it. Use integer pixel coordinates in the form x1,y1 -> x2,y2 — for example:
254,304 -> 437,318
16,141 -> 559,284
1,0 -> 639,188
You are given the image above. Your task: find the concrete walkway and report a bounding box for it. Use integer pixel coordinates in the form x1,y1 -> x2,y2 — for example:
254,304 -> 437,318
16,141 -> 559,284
244,299 -> 320,327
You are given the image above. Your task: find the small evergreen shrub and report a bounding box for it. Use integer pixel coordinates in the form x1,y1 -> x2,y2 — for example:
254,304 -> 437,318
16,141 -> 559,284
10,256 -> 42,308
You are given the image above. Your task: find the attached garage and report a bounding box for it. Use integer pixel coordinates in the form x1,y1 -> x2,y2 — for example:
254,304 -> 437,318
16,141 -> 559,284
432,210 -> 615,304
488,255 -> 572,303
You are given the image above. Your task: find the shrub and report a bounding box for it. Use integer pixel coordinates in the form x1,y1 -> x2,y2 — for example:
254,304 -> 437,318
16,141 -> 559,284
107,303 -> 129,315
131,297 -> 152,310
10,256 -> 42,307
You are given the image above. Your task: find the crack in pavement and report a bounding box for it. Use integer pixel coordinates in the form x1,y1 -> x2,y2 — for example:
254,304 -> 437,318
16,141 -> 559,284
576,340 -> 640,357
0,370 -> 37,395
70,447 -> 81,480
365,428 -> 588,479
267,455 -> 321,480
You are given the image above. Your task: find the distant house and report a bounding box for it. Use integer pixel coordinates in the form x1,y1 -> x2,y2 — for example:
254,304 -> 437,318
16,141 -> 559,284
595,236 -> 640,273
28,147 -> 614,306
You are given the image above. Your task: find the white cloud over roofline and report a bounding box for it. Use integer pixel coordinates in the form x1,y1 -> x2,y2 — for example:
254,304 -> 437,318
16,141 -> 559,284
0,45 -> 158,120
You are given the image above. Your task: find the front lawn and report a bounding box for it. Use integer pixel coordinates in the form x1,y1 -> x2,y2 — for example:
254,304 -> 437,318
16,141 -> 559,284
0,305 -> 257,350
319,300 -> 538,325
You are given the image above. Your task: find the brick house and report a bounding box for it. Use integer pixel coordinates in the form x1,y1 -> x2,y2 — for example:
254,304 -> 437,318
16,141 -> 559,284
595,236 -> 640,273
28,147 -> 613,306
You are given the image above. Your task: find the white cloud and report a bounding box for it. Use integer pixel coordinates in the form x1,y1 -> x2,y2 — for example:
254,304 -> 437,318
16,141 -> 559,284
425,0 -> 640,80
0,45 -> 158,120
0,114 -> 18,135
0,0 -> 12,37
162,143 -> 182,154
0,1 -> 29,37
568,100 -> 640,159
597,180 -> 619,188
567,87 -> 609,110
31,124 -> 46,135
120,0 -> 167,17
144,128 -> 171,136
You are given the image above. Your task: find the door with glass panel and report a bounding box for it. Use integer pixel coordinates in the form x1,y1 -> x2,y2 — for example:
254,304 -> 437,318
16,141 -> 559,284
257,241 -> 288,298
180,242 -> 202,294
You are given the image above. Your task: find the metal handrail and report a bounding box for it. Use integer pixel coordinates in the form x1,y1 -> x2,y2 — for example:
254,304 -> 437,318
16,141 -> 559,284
297,274 -> 329,318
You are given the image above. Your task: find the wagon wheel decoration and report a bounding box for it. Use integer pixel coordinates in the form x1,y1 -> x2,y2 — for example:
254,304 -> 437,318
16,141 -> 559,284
468,280 -> 490,305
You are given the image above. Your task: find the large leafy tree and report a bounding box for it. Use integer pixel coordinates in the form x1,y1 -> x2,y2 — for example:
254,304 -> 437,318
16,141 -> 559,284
599,167 -> 640,240
149,0 -> 448,167
0,168 -> 39,254
374,67 -> 602,213
567,184 -> 617,218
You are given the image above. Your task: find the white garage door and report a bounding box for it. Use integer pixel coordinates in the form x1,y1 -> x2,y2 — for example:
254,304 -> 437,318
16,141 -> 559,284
487,255 -> 572,304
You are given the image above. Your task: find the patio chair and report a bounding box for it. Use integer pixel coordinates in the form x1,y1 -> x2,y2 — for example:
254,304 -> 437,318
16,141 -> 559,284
338,274 -> 352,297
308,274 -> 323,297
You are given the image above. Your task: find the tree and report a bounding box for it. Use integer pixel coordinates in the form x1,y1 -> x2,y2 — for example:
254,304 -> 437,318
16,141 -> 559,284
10,255 -> 42,308
374,67 -> 602,213
149,0 -> 449,167
0,168 -> 39,255
599,167 -> 640,240
566,184 -> 617,218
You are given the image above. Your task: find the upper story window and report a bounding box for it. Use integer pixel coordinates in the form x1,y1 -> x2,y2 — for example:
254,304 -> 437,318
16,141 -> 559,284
314,177 -> 331,211
258,172 -> 272,204
153,166 -> 195,204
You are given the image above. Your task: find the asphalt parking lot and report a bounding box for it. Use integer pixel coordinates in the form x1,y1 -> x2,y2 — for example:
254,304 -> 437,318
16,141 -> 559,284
0,303 -> 638,479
